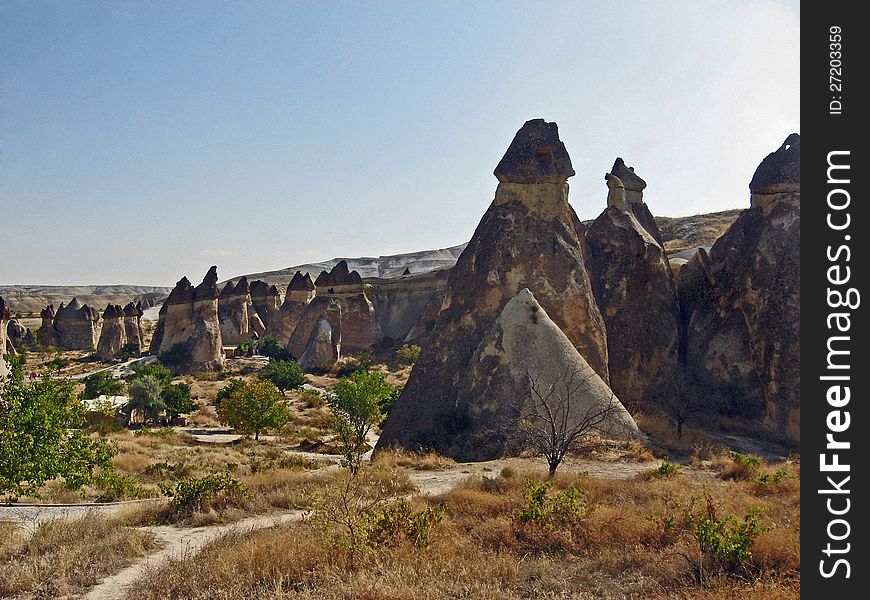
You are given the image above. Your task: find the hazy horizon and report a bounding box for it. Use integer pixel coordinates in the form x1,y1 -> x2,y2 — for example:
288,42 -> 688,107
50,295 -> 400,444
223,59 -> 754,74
1,1 -> 799,287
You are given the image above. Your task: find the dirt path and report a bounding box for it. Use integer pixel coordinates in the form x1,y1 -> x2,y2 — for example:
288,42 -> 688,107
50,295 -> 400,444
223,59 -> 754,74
81,511 -> 305,600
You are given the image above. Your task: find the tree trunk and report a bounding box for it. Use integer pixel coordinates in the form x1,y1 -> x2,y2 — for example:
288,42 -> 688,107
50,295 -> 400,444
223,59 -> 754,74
547,463 -> 558,479
255,430 -> 260,441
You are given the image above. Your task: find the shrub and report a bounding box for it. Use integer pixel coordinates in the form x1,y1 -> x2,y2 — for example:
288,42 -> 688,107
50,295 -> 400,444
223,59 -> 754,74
170,473 -> 249,515
517,479 -> 590,525
719,451 -> 762,481
129,362 -> 173,387
755,469 -> 793,486
82,372 -> 125,400
259,359 -> 307,393
215,378 -> 246,408
689,503 -> 769,576
94,471 -> 152,502
645,456 -> 681,479
368,500 -> 447,548
255,336 -> 293,361
396,344 -> 421,365
327,370 -> 394,473
126,375 -> 165,423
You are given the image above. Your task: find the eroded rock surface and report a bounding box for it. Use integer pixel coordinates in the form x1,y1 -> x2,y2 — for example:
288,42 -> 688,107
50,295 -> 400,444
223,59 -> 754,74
152,267 -> 225,372
41,298 -> 101,351
682,135 -> 800,440
219,277 -> 252,345
297,299 -> 342,371
379,119 -> 609,453
586,161 -> 681,406
97,304 -> 127,360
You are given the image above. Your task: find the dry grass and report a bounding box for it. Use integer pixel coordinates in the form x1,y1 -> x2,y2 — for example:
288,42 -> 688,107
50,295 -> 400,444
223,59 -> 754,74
374,449 -> 457,471
0,513 -> 160,598
125,463 -> 798,599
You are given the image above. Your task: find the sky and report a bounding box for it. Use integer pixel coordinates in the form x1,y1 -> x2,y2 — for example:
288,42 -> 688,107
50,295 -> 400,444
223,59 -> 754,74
0,0 -> 800,287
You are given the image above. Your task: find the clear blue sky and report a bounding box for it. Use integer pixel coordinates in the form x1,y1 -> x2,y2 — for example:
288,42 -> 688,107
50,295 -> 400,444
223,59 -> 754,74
1,0 -> 799,286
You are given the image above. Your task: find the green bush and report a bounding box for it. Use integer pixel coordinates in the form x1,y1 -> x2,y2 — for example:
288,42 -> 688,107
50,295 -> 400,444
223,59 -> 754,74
255,336 -> 293,361
690,506 -> 769,573
396,344 -> 421,365
162,382 -> 196,418
755,469 -> 794,486
94,471 -> 152,502
170,473 -> 248,514
648,456 -> 681,479
369,501 -> 446,548
517,479 -> 589,524
259,359 -> 306,393
83,372 -> 125,400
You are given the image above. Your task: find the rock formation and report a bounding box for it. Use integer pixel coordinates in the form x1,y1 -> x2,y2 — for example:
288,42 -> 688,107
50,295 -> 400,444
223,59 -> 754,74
97,304 -> 127,360
368,270 -> 448,343
682,135 -> 800,440
297,299 -> 342,371
271,272 -> 316,347
289,261 -> 381,360
585,162 -> 681,406
122,302 -> 144,356
610,157 -> 663,245
37,305 -> 59,347
41,298 -> 101,351
218,277 -> 252,345
249,280 -> 281,333
378,119 -> 610,454
7,318 -> 36,351
0,297 -> 11,381
152,266 -> 225,372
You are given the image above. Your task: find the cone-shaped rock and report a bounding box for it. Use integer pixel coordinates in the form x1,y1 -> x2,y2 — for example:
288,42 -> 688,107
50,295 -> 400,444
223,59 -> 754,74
378,119 -> 609,454
683,135 -> 800,440
122,302 -> 144,356
153,266 -> 225,372
97,304 -> 128,360
610,157 -> 663,245
297,299 -> 342,371
50,297 -> 101,350
0,298 -> 9,381
586,172 -> 681,406
7,319 -> 36,351
399,289 -> 637,459
219,276 -> 252,345
272,272 -> 317,348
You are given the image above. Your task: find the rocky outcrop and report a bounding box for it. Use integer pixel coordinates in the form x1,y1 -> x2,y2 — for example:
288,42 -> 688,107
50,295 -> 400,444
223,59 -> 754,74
610,157 -> 663,245
378,119 -> 609,453
7,319 -> 36,351
682,135 -> 800,440
152,267 -> 225,372
40,298 -> 101,351
218,277 -> 252,345
249,280 -> 281,333
97,304 -> 127,360
368,270 -> 448,343
297,299 -> 341,371
291,261 -> 381,356
271,272 -> 316,347
0,297 -> 10,380
585,163 -> 681,406
122,302 -> 144,356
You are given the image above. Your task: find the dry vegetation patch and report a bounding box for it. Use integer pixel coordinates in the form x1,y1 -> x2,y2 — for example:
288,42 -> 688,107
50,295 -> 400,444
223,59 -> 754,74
0,513 -> 160,599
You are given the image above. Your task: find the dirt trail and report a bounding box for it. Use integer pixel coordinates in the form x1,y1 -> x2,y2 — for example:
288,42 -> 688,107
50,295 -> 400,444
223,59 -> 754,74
82,511 -> 305,600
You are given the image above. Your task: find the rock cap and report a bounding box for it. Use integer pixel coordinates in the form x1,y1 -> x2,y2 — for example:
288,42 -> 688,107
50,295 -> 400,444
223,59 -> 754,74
749,133 -> 800,194
494,119 -> 575,184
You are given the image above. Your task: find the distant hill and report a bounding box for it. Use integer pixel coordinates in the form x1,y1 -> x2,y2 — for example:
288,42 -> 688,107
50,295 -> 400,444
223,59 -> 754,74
234,208 -> 743,286
2,209 -> 742,314
0,285 -> 170,316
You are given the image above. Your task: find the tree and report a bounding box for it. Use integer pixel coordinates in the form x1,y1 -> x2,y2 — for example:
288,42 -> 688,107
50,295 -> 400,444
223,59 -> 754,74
126,374 -> 166,424
82,371 -> 125,400
396,344 -> 421,366
130,362 -> 172,388
516,369 -> 625,479
259,359 -> 306,394
255,336 -> 293,361
162,382 -> 196,419
327,370 -> 394,474
161,343 -> 193,372
216,380 -> 291,440
215,378 -> 245,408
0,365 -> 116,501
659,368 -> 702,439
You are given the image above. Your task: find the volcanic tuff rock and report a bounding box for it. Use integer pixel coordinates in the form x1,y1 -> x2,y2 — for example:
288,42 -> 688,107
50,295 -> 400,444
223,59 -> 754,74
43,297 -> 101,350
378,119 -> 609,453
122,302 -> 144,356
219,277 -> 252,345
153,266 -> 225,372
7,319 -> 36,351
0,297 -> 9,380
437,289 -> 638,460
249,280 -> 281,333
271,272 -> 316,347
682,135 -> 800,440
297,299 -> 342,371
586,163 -> 681,406
97,304 -> 127,360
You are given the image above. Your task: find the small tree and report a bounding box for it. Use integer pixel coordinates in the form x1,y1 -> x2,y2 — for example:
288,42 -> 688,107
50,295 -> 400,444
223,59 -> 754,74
259,359 -> 306,394
0,367 -> 116,500
216,380 -> 291,440
83,371 -> 125,400
659,368 -> 702,439
162,382 -> 196,419
126,374 -> 166,424
130,362 -> 173,388
517,369 -> 626,479
327,370 -> 394,474
255,336 -> 293,361
215,378 -> 245,408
